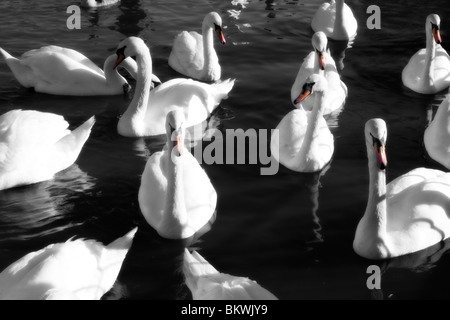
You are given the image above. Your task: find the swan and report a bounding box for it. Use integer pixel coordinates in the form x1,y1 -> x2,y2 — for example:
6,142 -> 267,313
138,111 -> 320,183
271,74 -> 334,173
402,14 -> 450,94
168,12 -> 226,82
183,249 -> 278,300
311,0 -> 358,41
0,45 -> 159,96
138,110 -> 217,240
291,31 -> 347,115
0,228 -> 137,300
80,0 -> 120,8
353,118 -> 450,260
424,96 -> 450,169
113,37 -> 235,137
0,110 -> 95,191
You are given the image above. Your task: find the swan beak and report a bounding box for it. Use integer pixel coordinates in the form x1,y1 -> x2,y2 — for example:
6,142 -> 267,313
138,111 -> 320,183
433,28 -> 442,45
176,135 -> 183,156
375,144 -> 387,170
113,54 -> 126,70
215,24 -> 226,44
318,51 -> 326,70
294,90 -> 311,104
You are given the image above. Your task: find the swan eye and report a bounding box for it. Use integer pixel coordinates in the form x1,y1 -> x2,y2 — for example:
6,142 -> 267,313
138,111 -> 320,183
303,82 -> 315,94
431,23 -> 439,31
370,133 -> 382,148
214,23 -> 221,31
116,46 -> 127,57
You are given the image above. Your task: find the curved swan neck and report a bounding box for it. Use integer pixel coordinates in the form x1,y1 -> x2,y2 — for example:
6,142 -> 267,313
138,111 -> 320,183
202,22 -> 215,77
334,0 -> 346,37
298,91 -> 326,166
160,151 -> 188,234
424,24 -> 436,86
119,49 -> 152,136
365,147 -> 387,236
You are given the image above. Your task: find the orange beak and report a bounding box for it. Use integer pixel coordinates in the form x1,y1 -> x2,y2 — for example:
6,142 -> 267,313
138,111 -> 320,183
375,144 -> 387,170
113,53 -> 126,70
216,29 -> 226,45
318,52 -> 326,70
433,28 -> 442,44
294,90 -> 311,104
176,135 -> 183,156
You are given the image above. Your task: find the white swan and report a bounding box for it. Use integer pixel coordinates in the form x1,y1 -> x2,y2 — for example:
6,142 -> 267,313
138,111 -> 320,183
168,12 -> 226,82
138,110 -> 217,240
113,37 -> 235,137
0,45 -> 151,96
311,0 -> 358,41
0,228 -> 137,300
0,110 -> 95,191
80,0 -> 120,8
424,96 -> 450,169
402,14 -> 450,94
291,31 -> 347,115
183,249 -> 278,300
271,74 -> 334,173
353,118 -> 450,260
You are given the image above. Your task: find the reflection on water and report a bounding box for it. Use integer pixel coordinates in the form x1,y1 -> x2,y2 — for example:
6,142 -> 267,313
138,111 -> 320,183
0,165 -> 96,243
114,0 -> 147,36
328,39 -> 353,72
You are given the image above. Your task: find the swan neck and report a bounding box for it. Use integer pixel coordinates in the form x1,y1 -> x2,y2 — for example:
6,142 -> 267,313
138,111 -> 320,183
202,23 -> 215,76
161,151 -> 188,233
298,92 -> 326,166
334,0 -> 345,36
365,150 -> 387,236
122,53 -> 152,129
424,26 -> 436,86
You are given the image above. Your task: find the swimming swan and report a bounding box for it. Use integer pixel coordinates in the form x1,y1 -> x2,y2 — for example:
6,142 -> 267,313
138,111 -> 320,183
311,0 -> 358,41
424,95 -> 450,169
0,110 -> 95,191
80,0 -> 120,8
0,227 -> 137,300
402,14 -> 450,94
291,31 -> 347,115
353,118 -> 450,260
113,37 -> 235,137
138,110 -> 217,240
169,12 -> 226,82
0,45 -> 143,96
272,74 -> 334,173
183,249 -> 278,300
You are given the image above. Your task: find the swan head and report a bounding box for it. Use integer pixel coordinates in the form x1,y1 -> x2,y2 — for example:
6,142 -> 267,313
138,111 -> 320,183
204,12 -> 226,45
426,14 -> 442,45
365,119 -> 387,170
312,32 -> 328,70
166,110 -> 186,157
293,74 -> 328,104
114,37 -> 149,69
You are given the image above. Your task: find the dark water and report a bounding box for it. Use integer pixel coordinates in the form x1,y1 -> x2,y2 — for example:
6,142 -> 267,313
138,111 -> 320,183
1,0 -> 450,300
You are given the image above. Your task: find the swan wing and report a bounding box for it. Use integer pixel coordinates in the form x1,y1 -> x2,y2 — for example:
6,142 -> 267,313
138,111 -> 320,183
169,31 -> 204,78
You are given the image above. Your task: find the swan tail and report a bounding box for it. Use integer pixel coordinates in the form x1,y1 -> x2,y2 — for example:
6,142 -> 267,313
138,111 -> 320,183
211,78 -> 235,101
96,227 -> 138,296
183,249 -> 219,291
50,116 -> 95,172
0,47 -> 34,88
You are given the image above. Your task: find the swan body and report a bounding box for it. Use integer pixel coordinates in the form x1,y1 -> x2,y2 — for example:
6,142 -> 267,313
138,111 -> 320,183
138,110 -> 217,240
291,32 -> 347,115
183,250 -> 278,300
311,0 -> 358,41
402,14 -> 450,94
169,12 -> 226,82
272,74 -> 334,173
0,45 -> 143,96
0,110 -> 95,191
0,228 -> 137,300
114,37 -> 235,137
80,0 -> 120,8
424,96 -> 450,169
353,118 -> 450,260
